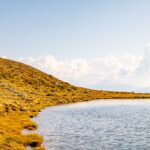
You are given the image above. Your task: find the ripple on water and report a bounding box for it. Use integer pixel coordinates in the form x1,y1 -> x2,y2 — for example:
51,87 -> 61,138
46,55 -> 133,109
33,100 -> 150,150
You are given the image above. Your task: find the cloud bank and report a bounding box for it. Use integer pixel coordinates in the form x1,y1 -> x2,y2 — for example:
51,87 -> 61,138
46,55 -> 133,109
19,48 -> 150,92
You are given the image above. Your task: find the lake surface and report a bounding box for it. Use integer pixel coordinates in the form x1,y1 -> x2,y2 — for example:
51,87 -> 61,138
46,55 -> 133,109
33,100 -> 150,150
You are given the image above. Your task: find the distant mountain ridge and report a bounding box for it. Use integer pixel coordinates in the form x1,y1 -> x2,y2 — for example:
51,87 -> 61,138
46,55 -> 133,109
91,83 -> 150,93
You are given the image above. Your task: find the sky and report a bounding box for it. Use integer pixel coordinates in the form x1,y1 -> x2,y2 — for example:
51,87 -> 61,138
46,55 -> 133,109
1,0 -> 150,92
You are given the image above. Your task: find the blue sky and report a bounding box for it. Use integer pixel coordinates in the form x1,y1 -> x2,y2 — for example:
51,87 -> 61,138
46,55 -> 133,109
1,0 -> 150,91
1,0 -> 150,59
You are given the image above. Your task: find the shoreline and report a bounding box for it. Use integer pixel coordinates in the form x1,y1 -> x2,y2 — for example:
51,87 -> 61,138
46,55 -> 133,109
25,98 -> 150,149
27,98 -> 150,149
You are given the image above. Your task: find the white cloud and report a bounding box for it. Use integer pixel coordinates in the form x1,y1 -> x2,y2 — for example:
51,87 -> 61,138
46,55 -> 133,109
1,56 -> 7,59
19,47 -> 150,91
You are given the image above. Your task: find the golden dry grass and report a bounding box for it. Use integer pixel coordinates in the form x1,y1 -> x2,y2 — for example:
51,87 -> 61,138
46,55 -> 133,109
0,57 -> 150,149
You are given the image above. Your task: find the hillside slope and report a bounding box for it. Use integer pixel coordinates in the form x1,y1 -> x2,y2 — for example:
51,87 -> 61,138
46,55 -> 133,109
0,57 -> 150,150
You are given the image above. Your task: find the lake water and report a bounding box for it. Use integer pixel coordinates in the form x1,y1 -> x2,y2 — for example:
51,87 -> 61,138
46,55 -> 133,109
33,100 -> 150,150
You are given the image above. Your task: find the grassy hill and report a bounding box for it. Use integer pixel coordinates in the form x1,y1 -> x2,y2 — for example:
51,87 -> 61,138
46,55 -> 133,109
0,57 -> 150,150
